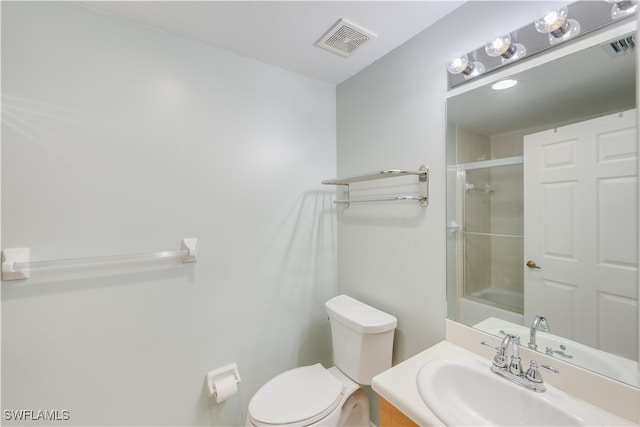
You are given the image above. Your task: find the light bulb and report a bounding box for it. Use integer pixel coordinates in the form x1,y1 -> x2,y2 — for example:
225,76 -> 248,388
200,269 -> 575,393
485,34 -> 526,63
605,0 -> 638,19
535,6 -> 581,45
446,54 -> 485,79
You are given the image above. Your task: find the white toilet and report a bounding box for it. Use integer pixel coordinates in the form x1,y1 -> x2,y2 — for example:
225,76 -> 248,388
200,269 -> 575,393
246,295 -> 397,427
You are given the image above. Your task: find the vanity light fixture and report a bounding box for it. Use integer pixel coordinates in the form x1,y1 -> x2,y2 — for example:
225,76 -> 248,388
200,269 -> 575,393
448,0 -> 638,89
535,6 -> 581,45
605,0 -> 638,19
446,54 -> 485,79
485,34 -> 526,63
491,79 -> 518,90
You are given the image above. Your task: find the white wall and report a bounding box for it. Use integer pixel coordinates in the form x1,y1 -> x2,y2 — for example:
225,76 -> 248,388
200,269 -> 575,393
336,0 -> 553,359
1,2 -> 336,426
335,2 -> 556,420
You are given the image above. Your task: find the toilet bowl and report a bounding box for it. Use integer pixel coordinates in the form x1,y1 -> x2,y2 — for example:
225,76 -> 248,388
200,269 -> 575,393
246,295 -> 397,427
247,364 -> 368,427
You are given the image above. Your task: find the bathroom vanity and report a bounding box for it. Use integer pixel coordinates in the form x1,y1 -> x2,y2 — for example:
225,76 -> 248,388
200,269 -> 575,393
379,399 -> 417,427
372,321 -> 639,426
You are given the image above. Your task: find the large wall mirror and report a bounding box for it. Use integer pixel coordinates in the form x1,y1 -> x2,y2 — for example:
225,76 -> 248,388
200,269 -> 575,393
446,7 -> 638,387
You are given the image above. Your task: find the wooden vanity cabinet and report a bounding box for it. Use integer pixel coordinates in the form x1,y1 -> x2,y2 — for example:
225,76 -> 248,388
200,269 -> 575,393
379,398 -> 419,427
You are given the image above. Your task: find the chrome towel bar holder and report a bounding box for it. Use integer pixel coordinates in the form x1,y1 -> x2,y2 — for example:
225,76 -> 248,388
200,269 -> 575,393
322,165 -> 429,208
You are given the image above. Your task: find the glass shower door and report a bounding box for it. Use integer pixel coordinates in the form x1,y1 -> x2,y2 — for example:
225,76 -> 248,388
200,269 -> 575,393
459,158 -> 524,314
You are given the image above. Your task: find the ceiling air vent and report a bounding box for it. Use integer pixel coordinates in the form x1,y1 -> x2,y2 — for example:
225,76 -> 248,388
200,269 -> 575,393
316,19 -> 376,58
604,34 -> 636,56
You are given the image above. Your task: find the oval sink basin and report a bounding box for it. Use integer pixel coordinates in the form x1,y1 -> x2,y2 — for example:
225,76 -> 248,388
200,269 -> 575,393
417,356 -> 601,426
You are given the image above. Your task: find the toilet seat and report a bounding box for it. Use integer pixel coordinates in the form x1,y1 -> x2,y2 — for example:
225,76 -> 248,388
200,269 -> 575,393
248,364 -> 345,426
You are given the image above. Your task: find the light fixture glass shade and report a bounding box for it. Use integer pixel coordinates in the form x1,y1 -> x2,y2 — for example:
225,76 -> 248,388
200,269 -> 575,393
446,54 -> 485,79
535,6 -> 581,45
491,79 -> 518,90
605,0 -> 638,19
485,34 -> 526,63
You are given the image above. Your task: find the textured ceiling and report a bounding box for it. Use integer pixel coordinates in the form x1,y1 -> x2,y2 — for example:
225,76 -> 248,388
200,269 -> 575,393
78,1 -> 464,85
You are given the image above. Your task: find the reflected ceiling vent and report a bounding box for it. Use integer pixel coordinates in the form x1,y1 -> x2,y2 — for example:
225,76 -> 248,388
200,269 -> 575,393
604,34 -> 636,56
316,19 -> 376,58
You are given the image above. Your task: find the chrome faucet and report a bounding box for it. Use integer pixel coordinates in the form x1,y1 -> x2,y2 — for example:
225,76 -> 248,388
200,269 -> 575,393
529,315 -> 550,350
481,335 -> 558,392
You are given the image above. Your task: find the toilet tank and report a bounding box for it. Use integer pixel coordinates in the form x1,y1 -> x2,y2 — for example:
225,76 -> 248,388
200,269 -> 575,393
325,295 -> 397,385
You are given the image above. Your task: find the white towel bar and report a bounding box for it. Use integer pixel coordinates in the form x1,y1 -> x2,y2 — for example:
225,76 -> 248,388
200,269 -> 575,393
1,238 -> 197,281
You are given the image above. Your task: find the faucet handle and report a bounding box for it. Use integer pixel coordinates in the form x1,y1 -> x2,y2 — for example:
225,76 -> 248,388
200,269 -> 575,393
480,340 -> 499,352
525,360 -> 559,383
540,363 -> 559,374
480,341 -> 508,368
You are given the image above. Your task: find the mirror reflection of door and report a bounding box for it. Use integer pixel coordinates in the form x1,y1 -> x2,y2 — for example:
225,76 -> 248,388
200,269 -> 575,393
524,109 -> 638,360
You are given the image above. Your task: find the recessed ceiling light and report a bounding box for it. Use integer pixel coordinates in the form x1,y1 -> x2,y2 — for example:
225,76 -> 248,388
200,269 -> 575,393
491,79 -> 519,90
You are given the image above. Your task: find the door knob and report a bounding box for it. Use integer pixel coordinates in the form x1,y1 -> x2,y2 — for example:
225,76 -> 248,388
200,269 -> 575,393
526,260 -> 541,269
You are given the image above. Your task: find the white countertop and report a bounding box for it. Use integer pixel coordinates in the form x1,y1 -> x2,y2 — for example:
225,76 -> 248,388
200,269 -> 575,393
371,340 -> 637,426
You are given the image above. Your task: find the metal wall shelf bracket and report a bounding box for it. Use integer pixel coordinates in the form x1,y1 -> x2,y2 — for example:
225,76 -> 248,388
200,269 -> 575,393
322,165 -> 429,208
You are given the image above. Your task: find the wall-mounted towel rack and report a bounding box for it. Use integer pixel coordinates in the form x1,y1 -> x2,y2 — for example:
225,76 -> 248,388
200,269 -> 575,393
322,165 -> 429,207
1,238 -> 197,281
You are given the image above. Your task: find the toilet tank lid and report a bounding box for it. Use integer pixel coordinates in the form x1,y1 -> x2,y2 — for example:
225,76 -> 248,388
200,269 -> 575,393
325,295 -> 397,334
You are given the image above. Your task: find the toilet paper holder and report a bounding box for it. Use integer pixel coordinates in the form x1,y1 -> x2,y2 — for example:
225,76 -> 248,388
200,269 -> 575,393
206,363 -> 241,399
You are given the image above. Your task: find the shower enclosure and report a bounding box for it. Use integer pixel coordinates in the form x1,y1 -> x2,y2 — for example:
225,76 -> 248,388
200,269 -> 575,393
447,127 -> 524,325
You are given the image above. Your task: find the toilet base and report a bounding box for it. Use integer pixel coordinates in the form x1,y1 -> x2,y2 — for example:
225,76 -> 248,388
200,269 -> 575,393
335,388 -> 369,427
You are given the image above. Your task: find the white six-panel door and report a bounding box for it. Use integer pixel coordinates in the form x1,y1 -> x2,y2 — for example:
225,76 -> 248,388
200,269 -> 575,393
524,109 -> 638,360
